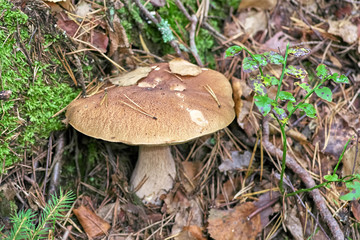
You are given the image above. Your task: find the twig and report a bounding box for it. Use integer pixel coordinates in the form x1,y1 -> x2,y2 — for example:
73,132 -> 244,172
174,0 -> 203,66
281,173 -> 330,239
201,21 -> 227,41
132,49 -> 165,62
262,116 -> 344,240
48,132 -> 66,199
133,0 -> 183,57
72,53 -> 87,96
72,38 -> 126,72
43,133 -> 53,198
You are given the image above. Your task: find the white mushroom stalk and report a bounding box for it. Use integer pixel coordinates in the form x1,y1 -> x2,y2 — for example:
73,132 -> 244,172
130,145 -> 176,204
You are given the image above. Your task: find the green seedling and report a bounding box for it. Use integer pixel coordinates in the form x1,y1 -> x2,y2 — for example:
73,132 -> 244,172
2,189 -> 75,239
225,44 -> 349,194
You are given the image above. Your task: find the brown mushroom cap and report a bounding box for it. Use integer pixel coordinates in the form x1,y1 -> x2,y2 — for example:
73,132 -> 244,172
66,62 -> 235,145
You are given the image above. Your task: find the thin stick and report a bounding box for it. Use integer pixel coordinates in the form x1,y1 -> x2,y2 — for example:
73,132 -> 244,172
174,0 -> 203,66
204,84 -> 221,107
133,0 -> 183,57
72,38 -> 126,72
121,95 -> 157,120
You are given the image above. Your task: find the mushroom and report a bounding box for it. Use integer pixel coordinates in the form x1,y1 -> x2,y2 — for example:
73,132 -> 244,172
66,60 -> 235,204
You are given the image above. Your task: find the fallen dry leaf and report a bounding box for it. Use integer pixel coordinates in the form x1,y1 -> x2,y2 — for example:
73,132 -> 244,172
164,190 -> 204,240
182,161 -> 203,192
73,205 -> 111,238
176,225 -> 206,240
313,117 -> 355,157
56,13 -> 79,37
75,0 -> 92,18
238,0 -> 277,10
110,67 -> 153,86
108,14 -> 131,57
261,31 -> 291,51
224,10 -> 267,38
207,202 -> 261,240
284,207 -> 304,240
169,58 -> 202,76
328,19 -> 358,44
219,151 -> 252,173
351,201 -> 360,222
342,143 -> 360,176
236,99 -> 252,129
91,29 -> 109,53
215,176 -> 242,205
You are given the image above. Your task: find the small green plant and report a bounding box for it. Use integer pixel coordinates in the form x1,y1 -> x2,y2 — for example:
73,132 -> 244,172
2,190 -> 75,240
286,137 -> 360,201
225,44 -> 349,194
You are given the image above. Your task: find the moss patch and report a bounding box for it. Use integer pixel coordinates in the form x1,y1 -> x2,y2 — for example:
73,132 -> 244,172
0,0 -> 79,170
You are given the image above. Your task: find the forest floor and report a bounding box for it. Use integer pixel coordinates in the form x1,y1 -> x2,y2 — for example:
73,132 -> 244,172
1,0 -> 360,239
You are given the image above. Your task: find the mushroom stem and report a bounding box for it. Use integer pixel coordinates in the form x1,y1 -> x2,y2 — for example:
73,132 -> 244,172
130,145 -> 176,205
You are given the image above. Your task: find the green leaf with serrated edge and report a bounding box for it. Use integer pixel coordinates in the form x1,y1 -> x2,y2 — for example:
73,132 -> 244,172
254,95 -> 273,116
248,76 -> 267,95
262,74 -> 279,86
324,174 -> 339,181
295,82 -> 312,93
334,74 -> 349,83
278,91 -> 296,102
340,181 -> 360,201
287,101 -> 294,113
263,51 -> 284,65
225,46 -> 243,58
316,64 -> 331,80
285,65 -> 308,79
288,47 -> 311,57
355,174 -> 360,180
273,107 -> 287,121
242,57 -> 259,73
253,54 -> 268,66
242,55 -> 267,73
298,103 -> 316,118
315,87 -> 332,102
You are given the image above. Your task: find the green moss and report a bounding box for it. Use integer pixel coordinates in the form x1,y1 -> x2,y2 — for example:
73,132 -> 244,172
0,0 -> 80,170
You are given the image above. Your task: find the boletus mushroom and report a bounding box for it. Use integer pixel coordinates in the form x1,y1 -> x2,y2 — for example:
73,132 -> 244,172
66,59 -> 235,205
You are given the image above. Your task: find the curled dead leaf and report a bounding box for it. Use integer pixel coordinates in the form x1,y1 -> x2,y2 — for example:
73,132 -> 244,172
328,20 -> 358,44
73,205 -> 111,238
169,58 -> 202,76
110,67 -> 153,86
207,202 -> 261,240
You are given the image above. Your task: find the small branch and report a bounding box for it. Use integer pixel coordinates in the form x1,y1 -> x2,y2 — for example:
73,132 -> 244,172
72,53 -> 87,96
174,0 -> 203,66
133,0 -> 183,57
48,132 -> 66,199
262,117 -> 344,240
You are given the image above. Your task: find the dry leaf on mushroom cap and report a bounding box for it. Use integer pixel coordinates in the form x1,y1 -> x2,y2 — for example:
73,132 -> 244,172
169,58 -> 202,76
110,66 -> 153,87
